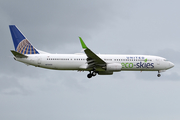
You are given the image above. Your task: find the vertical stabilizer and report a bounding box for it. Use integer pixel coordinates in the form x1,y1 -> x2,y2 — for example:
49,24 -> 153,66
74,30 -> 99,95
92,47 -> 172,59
9,25 -> 39,54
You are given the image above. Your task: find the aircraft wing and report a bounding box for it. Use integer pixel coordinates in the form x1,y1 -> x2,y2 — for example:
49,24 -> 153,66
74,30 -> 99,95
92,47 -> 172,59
79,37 -> 106,70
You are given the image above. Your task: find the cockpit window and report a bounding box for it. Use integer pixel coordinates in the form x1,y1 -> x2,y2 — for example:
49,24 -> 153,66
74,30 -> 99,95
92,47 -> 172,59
164,59 -> 168,61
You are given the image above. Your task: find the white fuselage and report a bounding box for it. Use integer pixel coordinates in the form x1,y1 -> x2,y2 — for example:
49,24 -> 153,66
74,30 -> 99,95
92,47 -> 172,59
9,25 -> 174,78
15,53 -> 174,72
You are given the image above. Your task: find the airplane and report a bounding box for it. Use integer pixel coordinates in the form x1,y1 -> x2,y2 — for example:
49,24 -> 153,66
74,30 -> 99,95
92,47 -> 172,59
9,25 -> 174,78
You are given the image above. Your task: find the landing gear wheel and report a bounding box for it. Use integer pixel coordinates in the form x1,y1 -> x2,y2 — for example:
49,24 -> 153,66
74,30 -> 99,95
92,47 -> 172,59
157,74 -> 161,77
87,73 -> 92,78
92,72 -> 97,76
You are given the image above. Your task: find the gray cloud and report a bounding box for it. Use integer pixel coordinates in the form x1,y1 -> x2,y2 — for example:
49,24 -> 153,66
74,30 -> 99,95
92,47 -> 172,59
0,0 -> 119,51
0,75 -> 30,95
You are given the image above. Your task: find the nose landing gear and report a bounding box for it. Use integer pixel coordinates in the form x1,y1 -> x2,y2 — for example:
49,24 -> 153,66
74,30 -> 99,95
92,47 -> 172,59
157,73 -> 161,77
157,71 -> 161,77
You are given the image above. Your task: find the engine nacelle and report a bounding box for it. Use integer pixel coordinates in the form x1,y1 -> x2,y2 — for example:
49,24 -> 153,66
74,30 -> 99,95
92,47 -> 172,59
106,63 -> 122,71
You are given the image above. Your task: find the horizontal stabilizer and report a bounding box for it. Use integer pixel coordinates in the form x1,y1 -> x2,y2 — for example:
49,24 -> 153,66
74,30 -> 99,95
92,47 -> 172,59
10,50 -> 28,58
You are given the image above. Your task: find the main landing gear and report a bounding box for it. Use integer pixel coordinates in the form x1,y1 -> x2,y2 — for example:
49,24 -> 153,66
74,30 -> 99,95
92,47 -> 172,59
87,71 -> 97,78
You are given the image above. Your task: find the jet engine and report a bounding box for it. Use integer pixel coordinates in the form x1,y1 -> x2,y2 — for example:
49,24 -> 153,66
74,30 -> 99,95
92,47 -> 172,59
106,63 -> 122,71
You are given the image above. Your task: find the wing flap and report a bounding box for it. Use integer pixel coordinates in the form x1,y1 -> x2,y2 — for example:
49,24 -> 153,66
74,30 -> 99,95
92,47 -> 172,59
84,48 -> 106,65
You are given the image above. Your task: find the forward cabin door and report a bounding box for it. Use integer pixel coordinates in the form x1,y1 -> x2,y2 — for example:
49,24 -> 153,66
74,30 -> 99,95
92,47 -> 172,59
156,59 -> 160,65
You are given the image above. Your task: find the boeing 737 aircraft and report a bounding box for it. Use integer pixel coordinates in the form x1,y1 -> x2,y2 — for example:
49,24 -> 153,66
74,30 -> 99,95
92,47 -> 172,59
9,25 -> 174,78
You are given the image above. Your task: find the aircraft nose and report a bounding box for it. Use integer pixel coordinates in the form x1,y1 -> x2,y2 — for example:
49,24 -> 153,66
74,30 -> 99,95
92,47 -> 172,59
169,62 -> 174,68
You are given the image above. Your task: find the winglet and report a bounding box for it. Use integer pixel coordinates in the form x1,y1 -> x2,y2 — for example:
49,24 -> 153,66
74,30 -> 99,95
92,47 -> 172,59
79,37 -> 88,49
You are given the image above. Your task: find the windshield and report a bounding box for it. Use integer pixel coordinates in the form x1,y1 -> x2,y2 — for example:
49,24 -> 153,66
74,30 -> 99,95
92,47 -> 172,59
164,59 -> 168,61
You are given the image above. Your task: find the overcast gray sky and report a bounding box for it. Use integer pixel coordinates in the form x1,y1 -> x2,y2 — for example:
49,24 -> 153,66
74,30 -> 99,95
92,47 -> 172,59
0,0 -> 180,120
